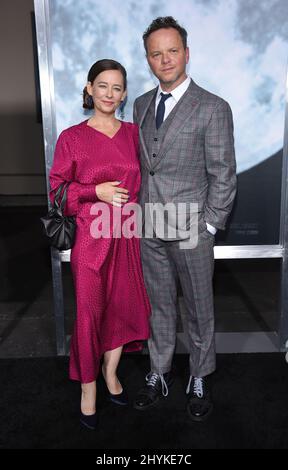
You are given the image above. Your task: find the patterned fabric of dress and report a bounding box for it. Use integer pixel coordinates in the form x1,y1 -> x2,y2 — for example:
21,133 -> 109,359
49,120 -> 151,383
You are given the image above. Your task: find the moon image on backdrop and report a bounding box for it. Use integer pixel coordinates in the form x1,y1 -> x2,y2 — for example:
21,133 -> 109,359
47,0 -> 288,244
50,0 -> 288,175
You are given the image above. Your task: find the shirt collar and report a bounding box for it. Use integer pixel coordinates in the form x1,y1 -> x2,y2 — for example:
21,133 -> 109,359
156,76 -> 191,103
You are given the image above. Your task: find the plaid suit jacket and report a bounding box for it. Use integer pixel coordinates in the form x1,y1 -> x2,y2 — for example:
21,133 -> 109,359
133,79 -> 237,236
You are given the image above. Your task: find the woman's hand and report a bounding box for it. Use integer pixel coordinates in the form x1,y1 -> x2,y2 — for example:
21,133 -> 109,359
95,181 -> 129,207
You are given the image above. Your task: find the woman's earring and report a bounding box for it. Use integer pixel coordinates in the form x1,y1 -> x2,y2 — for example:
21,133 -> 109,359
119,96 -> 127,120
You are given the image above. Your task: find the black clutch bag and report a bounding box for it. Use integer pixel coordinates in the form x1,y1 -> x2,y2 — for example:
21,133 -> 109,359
40,182 -> 76,250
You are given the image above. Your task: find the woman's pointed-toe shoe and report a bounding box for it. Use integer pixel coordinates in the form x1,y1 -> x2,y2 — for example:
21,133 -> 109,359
79,411 -> 98,430
101,368 -> 128,405
108,387 -> 128,406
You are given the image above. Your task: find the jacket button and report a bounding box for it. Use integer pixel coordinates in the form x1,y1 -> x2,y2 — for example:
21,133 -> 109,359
154,138 -> 158,142
152,153 -> 157,158
150,171 -> 155,176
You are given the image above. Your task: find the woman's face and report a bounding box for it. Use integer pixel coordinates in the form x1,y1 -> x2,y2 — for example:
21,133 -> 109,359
87,69 -> 126,116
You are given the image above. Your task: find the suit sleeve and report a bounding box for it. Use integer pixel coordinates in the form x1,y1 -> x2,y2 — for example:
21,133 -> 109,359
49,131 -> 97,217
204,100 -> 237,230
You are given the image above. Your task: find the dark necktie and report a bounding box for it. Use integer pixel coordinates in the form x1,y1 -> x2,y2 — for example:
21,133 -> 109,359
155,92 -> 172,129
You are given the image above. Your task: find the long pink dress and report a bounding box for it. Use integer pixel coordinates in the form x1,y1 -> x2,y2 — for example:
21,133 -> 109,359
49,120 -> 150,383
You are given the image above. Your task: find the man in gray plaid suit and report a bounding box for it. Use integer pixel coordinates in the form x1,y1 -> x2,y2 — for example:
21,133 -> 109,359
133,17 -> 237,421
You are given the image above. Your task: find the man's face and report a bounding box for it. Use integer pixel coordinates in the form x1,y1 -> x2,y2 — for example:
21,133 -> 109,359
146,27 -> 189,91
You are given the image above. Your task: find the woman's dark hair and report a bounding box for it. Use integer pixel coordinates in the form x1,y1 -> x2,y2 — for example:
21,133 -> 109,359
83,59 -> 127,109
143,16 -> 188,53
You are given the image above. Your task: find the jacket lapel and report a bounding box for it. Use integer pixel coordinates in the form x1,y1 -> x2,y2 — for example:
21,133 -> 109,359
152,80 -> 201,170
138,87 -> 158,169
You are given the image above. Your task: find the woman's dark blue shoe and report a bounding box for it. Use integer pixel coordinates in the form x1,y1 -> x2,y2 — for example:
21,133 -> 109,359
80,411 -> 98,430
108,388 -> 128,406
101,366 -> 128,405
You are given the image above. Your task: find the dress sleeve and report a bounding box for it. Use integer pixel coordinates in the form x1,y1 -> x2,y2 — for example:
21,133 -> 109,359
132,124 -> 140,157
49,131 -> 97,216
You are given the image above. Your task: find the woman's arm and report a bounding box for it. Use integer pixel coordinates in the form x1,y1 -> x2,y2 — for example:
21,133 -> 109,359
49,131 -> 97,216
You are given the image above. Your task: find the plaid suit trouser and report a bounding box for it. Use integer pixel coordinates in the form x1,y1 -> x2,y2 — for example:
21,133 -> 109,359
141,229 -> 216,377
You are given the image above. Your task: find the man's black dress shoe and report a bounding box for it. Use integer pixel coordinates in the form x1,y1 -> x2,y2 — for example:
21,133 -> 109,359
80,411 -> 98,430
133,371 -> 173,410
186,376 -> 213,422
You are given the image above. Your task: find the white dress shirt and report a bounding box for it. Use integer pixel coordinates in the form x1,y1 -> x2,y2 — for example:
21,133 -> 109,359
155,75 -> 191,121
155,76 -> 217,235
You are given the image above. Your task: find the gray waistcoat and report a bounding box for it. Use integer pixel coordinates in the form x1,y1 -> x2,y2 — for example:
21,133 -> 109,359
142,96 -> 180,166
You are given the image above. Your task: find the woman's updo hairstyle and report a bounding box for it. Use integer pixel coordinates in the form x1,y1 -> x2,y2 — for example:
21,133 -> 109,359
83,59 -> 127,109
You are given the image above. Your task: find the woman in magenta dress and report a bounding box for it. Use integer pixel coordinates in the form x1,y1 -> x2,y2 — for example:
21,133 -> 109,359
49,59 -> 150,429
